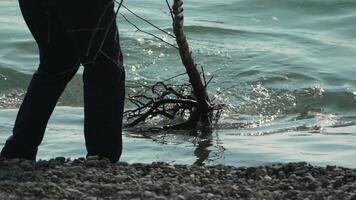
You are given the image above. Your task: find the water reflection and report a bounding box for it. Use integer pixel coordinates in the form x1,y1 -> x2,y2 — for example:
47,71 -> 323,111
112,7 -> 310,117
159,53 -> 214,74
125,127 -> 226,166
193,136 -> 212,166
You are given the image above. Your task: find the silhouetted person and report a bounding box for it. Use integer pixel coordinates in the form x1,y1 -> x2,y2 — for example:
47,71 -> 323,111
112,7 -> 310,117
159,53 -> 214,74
0,0 -> 125,163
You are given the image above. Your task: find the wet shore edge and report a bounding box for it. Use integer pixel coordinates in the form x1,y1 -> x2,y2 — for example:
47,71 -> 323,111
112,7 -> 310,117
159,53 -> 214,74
0,157 -> 355,200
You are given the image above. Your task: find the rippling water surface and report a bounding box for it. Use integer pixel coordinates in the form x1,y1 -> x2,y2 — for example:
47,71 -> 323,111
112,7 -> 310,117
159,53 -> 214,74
1,0 -> 356,167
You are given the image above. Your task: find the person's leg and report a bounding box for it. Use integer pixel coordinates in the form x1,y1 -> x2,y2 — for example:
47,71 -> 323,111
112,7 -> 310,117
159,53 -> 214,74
0,0 -> 80,160
55,0 -> 125,162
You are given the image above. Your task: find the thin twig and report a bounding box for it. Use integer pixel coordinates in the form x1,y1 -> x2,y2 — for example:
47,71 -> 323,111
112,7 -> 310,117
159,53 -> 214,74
206,75 -> 214,87
200,65 -> 207,88
165,0 -> 175,22
162,72 -> 187,82
120,13 -> 179,50
86,0 -> 118,57
93,0 -> 124,62
120,4 -> 176,38
127,98 -> 197,127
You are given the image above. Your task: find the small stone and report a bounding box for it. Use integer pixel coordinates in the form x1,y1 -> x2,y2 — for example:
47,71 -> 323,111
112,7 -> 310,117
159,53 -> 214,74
84,197 -> 97,200
154,196 -> 167,200
66,166 -> 84,173
289,174 -> 297,180
52,170 -> 65,178
54,157 -> 66,164
118,190 -> 132,196
246,167 -> 256,176
48,159 -> 62,167
7,159 -> 21,165
98,158 -> 110,166
87,156 -> 100,161
286,190 -> 299,197
20,161 -> 35,171
273,191 -> 281,197
145,183 -> 160,191
32,187 -> 45,196
86,160 -> 99,167
333,179 -> 343,188
163,165 -> 176,170
256,167 -> 267,177
176,195 -> 186,200
161,182 -> 173,191
66,188 -> 84,196
207,193 -> 215,198
272,164 -> 283,171
239,186 -> 253,197
117,161 -> 129,166
326,165 -> 336,171
204,170 -> 211,176
116,175 -> 129,182
132,163 -> 145,168
304,173 -> 316,182
264,175 -> 272,181
278,183 -> 293,190
143,191 -> 155,198
78,157 -> 86,161
278,171 -> 286,179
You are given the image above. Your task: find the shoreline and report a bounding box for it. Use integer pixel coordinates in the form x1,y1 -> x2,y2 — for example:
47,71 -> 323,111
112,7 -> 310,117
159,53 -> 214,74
0,157 -> 355,200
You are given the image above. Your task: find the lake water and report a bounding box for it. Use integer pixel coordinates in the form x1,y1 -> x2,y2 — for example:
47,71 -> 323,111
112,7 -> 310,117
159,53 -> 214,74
1,0 -> 356,167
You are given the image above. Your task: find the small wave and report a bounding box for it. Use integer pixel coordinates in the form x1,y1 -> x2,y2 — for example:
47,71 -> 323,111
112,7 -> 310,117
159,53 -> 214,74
213,82 -> 356,135
184,25 -> 245,35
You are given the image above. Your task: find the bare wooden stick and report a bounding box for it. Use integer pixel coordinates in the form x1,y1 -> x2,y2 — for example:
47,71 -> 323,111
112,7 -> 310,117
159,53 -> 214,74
122,0 -> 223,130
172,0 -> 212,125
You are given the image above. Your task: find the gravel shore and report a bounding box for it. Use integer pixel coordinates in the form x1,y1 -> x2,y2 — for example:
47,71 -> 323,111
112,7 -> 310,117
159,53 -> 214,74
0,157 -> 355,200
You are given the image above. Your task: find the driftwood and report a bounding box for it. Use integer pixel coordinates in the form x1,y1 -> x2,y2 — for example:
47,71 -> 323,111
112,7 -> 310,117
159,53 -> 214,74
124,0 -> 222,130
125,81 -> 197,128
169,0 -> 212,129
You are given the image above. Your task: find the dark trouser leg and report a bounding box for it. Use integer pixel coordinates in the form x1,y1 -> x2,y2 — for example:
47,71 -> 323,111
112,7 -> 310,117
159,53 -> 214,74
83,59 -> 125,163
0,0 -> 80,160
55,0 -> 125,162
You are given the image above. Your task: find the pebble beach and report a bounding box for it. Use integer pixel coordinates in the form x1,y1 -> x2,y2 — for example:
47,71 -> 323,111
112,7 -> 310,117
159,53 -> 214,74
0,157 -> 355,200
